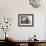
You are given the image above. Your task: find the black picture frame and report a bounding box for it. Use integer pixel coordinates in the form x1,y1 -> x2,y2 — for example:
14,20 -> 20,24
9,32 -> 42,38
18,14 -> 34,27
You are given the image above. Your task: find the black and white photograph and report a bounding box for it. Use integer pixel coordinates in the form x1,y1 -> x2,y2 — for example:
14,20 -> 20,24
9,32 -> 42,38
18,14 -> 34,26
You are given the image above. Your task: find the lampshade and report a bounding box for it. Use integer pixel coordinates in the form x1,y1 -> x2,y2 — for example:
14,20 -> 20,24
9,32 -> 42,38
29,0 -> 45,8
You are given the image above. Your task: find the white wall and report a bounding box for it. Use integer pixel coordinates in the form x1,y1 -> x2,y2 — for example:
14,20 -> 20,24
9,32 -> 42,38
0,0 -> 46,40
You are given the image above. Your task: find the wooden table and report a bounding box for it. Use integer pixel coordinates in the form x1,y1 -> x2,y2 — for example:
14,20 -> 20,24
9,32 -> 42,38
13,40 -> 46,46
5,39 -> 46,46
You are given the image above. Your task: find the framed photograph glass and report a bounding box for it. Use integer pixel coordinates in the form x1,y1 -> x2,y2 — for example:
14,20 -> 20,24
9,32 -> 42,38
18,14 -> 34,27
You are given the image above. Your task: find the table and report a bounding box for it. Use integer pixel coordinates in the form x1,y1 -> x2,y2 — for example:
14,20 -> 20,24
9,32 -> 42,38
5,39 -> 46,46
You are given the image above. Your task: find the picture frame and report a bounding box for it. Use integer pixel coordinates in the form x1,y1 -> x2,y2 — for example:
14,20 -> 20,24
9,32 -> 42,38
18,14 -> 34,27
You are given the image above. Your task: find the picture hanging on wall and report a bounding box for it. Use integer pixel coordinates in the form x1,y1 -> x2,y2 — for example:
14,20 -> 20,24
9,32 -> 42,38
18,14 -> 34,27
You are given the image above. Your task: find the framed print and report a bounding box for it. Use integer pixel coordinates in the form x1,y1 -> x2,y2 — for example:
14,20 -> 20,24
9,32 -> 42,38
18,14 -> 34,27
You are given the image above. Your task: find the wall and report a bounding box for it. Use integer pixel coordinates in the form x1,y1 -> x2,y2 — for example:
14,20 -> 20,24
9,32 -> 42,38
0,0 -> 46,40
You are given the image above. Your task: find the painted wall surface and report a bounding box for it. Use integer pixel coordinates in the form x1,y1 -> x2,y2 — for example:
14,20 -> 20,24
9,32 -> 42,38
0,0 -> 46,40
